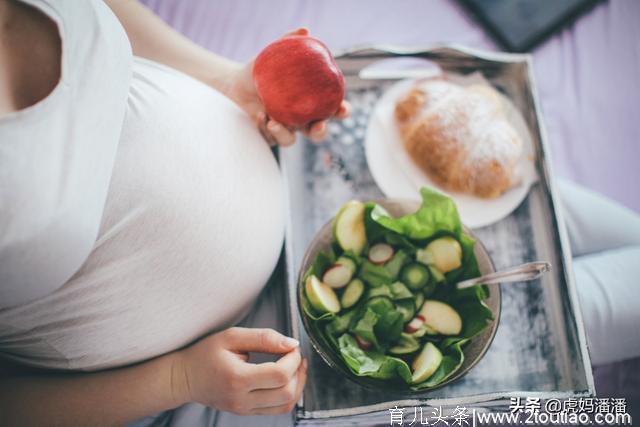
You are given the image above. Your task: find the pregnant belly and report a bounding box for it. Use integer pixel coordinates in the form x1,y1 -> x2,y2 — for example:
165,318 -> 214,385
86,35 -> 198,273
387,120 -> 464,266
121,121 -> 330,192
0,58 -> 285,371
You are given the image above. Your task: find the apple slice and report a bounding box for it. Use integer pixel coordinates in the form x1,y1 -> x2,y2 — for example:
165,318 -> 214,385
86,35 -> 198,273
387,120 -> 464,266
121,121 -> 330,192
368,243 -> 394,265
411,342 -> 443,384
333,201 -> 367,255
419,300 -> 462,335
305,275 -> 340,314
418,237 -> 462,273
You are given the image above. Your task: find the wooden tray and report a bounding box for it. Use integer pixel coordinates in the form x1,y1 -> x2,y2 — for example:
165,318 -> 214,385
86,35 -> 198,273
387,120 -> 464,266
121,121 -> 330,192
277,45 -> 594,425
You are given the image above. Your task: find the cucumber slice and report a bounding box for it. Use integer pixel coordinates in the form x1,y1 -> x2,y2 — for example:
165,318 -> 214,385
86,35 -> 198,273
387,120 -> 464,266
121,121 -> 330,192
389,334 -> 420,355
341,279 -> 364,309
419,300 -> 462,335
411,342 -> 443,384
333,201 -> 367,255
400,263 -> 430,291
395,300 -> 416,323
384,250 -> 410,280
305,275 -> 341,314
414,292 -> 425,311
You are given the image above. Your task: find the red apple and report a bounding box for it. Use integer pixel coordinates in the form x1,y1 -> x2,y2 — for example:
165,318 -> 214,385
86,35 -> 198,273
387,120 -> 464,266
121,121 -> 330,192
252,35 -> 345,128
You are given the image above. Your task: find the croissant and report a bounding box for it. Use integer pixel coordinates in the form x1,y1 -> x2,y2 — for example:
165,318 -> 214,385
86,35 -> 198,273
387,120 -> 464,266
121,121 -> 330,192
395,80 -> 523,199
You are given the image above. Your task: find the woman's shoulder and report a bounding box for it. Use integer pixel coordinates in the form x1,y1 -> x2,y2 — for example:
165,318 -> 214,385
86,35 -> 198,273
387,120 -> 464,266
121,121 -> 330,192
0,0 -> 61,116
0,0 -> 133,119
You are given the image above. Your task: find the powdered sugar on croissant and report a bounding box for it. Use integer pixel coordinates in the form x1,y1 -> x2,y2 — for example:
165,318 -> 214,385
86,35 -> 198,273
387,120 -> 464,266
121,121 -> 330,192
395,79 -> 523,199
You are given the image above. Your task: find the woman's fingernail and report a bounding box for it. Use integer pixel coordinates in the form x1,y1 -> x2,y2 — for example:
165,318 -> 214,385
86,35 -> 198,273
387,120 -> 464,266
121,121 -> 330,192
282,337 -> 299,348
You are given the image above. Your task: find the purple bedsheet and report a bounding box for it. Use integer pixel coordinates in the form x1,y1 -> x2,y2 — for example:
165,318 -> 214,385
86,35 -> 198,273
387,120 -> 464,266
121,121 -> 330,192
142,0 -> 639,213
140,0 -> 640,416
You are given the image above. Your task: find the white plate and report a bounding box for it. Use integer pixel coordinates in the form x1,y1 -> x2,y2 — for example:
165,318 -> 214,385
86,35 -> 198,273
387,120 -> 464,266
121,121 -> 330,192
365,74 -> 538,229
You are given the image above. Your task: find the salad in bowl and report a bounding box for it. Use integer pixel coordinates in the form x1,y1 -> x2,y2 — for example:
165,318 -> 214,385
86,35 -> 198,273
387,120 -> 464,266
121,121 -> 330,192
298,188 -> 498,391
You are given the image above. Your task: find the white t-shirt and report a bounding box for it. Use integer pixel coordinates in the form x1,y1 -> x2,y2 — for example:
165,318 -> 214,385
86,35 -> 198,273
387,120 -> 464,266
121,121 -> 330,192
0,0 -> 132,307
0,1 -> 285,371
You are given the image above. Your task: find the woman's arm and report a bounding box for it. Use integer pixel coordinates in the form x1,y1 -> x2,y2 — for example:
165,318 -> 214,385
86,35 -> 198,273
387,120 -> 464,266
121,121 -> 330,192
104,0 -> 240,99
0,328 -> 305,426
104,0 -> 349,146
0,350 -> 184,426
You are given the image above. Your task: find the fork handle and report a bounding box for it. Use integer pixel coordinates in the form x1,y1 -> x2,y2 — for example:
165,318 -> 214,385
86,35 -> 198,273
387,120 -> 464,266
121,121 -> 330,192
456,261 -> 552,290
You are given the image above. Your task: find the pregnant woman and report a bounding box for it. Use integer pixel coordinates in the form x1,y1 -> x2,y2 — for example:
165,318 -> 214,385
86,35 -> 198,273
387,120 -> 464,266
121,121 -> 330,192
0,0 -> 348,425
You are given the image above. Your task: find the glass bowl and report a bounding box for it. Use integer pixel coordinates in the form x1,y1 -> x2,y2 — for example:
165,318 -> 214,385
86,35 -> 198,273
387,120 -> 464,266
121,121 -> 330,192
296,198 -> 501,393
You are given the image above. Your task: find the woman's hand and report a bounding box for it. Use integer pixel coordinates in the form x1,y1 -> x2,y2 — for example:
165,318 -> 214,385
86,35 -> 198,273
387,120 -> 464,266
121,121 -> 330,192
173,327 -> 307,415
226,28 -> 351,147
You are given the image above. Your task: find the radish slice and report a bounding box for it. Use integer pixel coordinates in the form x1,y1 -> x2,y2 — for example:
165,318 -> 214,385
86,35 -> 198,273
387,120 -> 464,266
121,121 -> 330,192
354,334 -> 372,350
404,316 -> 425,333
322,264 -> 353,288
368,243 -> 394,265
404,324 -> 418,333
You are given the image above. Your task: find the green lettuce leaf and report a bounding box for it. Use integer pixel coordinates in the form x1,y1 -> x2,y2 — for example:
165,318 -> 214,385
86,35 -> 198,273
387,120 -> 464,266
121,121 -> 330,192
338,334 -> 412,382
358,260 -> 393,287
326,309 -> 358,337
338,334 -> 386,375
374,309 -> 404,345
389,281 -> 414,300
367,284 -> 393,299
370,187 -> 462,239
351,308 -> 380,348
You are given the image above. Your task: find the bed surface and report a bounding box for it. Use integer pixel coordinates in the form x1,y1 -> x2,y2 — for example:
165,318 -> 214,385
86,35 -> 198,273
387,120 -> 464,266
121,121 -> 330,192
139,0 -> 640,418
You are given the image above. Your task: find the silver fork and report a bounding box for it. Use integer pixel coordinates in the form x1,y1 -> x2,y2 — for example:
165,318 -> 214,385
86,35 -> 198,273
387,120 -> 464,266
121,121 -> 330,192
456,261 -> 552,290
